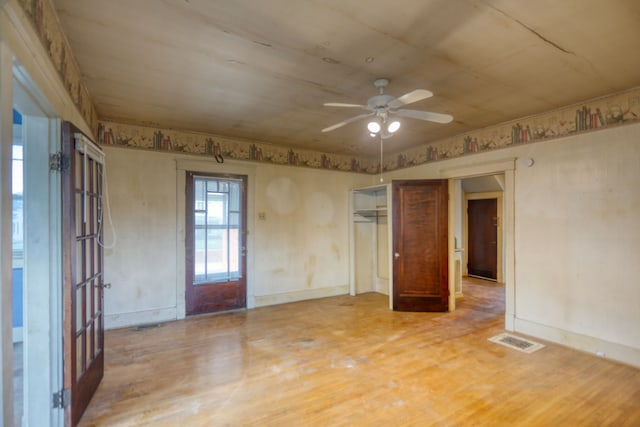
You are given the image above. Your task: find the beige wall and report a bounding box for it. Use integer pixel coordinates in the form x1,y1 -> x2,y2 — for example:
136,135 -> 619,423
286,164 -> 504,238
102,146 -> 373,328
513,124 -> 640,360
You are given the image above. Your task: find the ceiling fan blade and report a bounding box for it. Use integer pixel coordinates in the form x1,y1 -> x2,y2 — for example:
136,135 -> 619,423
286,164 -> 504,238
387,89 -> 433,109
395,109 -> 453,124
323,102 -> 369,109
322,112 -> 375,132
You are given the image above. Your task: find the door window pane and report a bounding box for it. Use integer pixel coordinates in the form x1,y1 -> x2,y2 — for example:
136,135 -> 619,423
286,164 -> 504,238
76,286 -> 85,332
229,212 -> 240,227
76,334 -> 84,380
75,241 -> 83,284
194,228 -> 206,276
206,194 -> 225,225
195,180 -> 205,210
195,212 -> 205,226
95,317 -> 102,352
86,325 -> 93,365
191,176 -> 243,284
207,228 -> 224,276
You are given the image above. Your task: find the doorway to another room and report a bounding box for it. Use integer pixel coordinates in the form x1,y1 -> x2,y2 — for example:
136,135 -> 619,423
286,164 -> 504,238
461,175 -> 504,283
449,172 -> 507,326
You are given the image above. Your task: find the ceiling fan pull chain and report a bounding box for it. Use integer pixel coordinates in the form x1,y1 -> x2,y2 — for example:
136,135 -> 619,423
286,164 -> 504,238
380,135 -> 384,182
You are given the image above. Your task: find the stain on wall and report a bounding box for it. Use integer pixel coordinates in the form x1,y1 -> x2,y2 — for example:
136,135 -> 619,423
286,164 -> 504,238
266,177 -> 300,215
305,192 -> 335,226
305,255 -> 317,288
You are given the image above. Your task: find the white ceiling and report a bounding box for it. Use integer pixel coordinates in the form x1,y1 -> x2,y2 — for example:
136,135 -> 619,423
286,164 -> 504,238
52,0 -> 640,157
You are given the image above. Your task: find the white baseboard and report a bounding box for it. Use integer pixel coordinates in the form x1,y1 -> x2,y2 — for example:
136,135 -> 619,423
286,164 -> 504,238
253,285 -> 349,307
13,327 -> 23,343
514,318 -> 640,368
105,307 -> 177,330
105,285 -> 348,328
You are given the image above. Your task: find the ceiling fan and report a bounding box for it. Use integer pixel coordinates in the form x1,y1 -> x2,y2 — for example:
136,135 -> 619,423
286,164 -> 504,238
322,78 -> 453,138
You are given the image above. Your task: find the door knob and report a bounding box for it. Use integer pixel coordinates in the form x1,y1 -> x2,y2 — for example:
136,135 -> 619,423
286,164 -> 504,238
394,252 -> 400,259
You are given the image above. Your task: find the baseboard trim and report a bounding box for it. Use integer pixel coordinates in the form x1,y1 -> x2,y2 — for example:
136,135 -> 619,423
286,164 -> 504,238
514,318 -> 640,368
105,307 -> 177,330
254,285 -> 349,307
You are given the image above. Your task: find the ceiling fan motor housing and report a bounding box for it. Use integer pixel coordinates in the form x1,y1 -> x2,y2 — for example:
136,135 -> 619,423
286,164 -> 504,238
368,94 -> 395,112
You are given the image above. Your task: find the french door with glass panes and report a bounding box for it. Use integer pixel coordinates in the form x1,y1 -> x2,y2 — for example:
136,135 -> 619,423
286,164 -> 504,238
61,122 -> 105,426
185,172 -> 247,315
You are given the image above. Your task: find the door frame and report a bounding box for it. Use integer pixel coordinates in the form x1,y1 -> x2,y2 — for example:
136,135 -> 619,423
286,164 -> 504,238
464,191 -> 503,283
1,52 -> 64,426
440,158 -> 516,331
22,112 -> 63,426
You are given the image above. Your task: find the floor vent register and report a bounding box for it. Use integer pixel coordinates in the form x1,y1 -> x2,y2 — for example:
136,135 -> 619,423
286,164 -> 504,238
488,333 -> 545,354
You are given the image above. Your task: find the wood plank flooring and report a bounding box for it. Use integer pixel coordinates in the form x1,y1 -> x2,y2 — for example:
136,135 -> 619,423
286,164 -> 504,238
79,278 -> 640,426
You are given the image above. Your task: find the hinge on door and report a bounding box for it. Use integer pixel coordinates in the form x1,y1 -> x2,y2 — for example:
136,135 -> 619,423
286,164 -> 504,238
49,152 -> 70,172
52,388 -> 71,409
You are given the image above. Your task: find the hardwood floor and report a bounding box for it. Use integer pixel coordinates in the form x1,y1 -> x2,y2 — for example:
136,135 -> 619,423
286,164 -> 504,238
79,278 -> 640,426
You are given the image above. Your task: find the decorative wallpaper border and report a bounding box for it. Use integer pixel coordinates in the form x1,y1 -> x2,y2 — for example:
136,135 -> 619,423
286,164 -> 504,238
98,121 -> 380,174
99,87 -> 640,175
386,86 -> 640,172
17,0 -> 99,134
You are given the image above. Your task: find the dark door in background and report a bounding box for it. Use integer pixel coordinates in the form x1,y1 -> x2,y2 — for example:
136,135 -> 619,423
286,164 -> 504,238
468,198 -> 497,280
392,180 -> 449,312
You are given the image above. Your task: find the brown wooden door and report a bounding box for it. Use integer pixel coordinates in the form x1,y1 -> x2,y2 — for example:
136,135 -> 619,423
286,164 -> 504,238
467,198 -> 498,280
185,172 -> 247,315
62,122 -> 105,426
392,180 -> 449,312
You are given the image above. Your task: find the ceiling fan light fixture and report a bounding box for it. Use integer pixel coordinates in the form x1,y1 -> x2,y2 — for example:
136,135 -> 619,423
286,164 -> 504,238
387,120 -> 401,133
367,121 -> 381,133
321,78 -> 453,135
